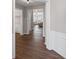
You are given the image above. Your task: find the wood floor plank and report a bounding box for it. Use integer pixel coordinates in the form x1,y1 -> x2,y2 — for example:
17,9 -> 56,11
15,25 -> 65,59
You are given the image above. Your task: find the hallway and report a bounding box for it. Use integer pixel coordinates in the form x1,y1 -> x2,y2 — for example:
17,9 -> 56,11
16,25 -> 64,59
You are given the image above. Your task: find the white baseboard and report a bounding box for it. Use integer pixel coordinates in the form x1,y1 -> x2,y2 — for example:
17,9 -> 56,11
45,31 -> 66,58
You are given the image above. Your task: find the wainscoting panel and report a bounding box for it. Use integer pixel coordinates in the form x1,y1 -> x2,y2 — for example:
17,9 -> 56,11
45,31 -> 66,58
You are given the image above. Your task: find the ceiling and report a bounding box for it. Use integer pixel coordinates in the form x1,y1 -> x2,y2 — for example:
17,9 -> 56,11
15,0 -> 47,7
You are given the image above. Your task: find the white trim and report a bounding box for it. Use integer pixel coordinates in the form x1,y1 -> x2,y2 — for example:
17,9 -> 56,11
45,0 -> 66,58
12,34 -> 15,59
45,31 -> 66,58
45,0 -> 51,40
12,0 -> 15,58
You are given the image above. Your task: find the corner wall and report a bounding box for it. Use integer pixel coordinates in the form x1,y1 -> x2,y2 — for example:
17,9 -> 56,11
45,0 -> 66,58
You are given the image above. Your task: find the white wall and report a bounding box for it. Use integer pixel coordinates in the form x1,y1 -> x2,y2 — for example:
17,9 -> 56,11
23,7 -> 33,34
26,8 -> 33,34
15,8 -> 23,35
50,0 -> 66,33
15,4 -> 25,35
23,8 -> 28,34
45,0 -> 66,58
43,6 -> 46,37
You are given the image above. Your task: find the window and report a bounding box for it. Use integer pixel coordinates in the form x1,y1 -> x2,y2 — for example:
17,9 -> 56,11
33,8 -> 43,24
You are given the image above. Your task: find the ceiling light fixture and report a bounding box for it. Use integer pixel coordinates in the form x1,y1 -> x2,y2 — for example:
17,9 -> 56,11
27,0 -> 30,4
23,0 -> 30,4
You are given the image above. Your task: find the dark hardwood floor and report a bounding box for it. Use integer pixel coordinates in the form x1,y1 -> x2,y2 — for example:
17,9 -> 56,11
15,25 -> 65,59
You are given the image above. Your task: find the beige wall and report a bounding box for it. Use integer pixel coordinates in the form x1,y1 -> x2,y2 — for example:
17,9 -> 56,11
50,0 -> 66,33
45,0 -> 66,57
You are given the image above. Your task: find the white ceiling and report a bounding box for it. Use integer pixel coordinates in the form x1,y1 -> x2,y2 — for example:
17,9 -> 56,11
15,0 -> 47,7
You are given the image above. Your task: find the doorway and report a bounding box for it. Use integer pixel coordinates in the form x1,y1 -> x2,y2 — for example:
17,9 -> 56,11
32,8 -> 44,36
14,0 -> 46,59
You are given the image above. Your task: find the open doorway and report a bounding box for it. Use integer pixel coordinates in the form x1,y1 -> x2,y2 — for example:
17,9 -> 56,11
15,0 -> 47,59
33,8 -> 43,28
32,8 -> 44,37
13,0 -> 66,59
